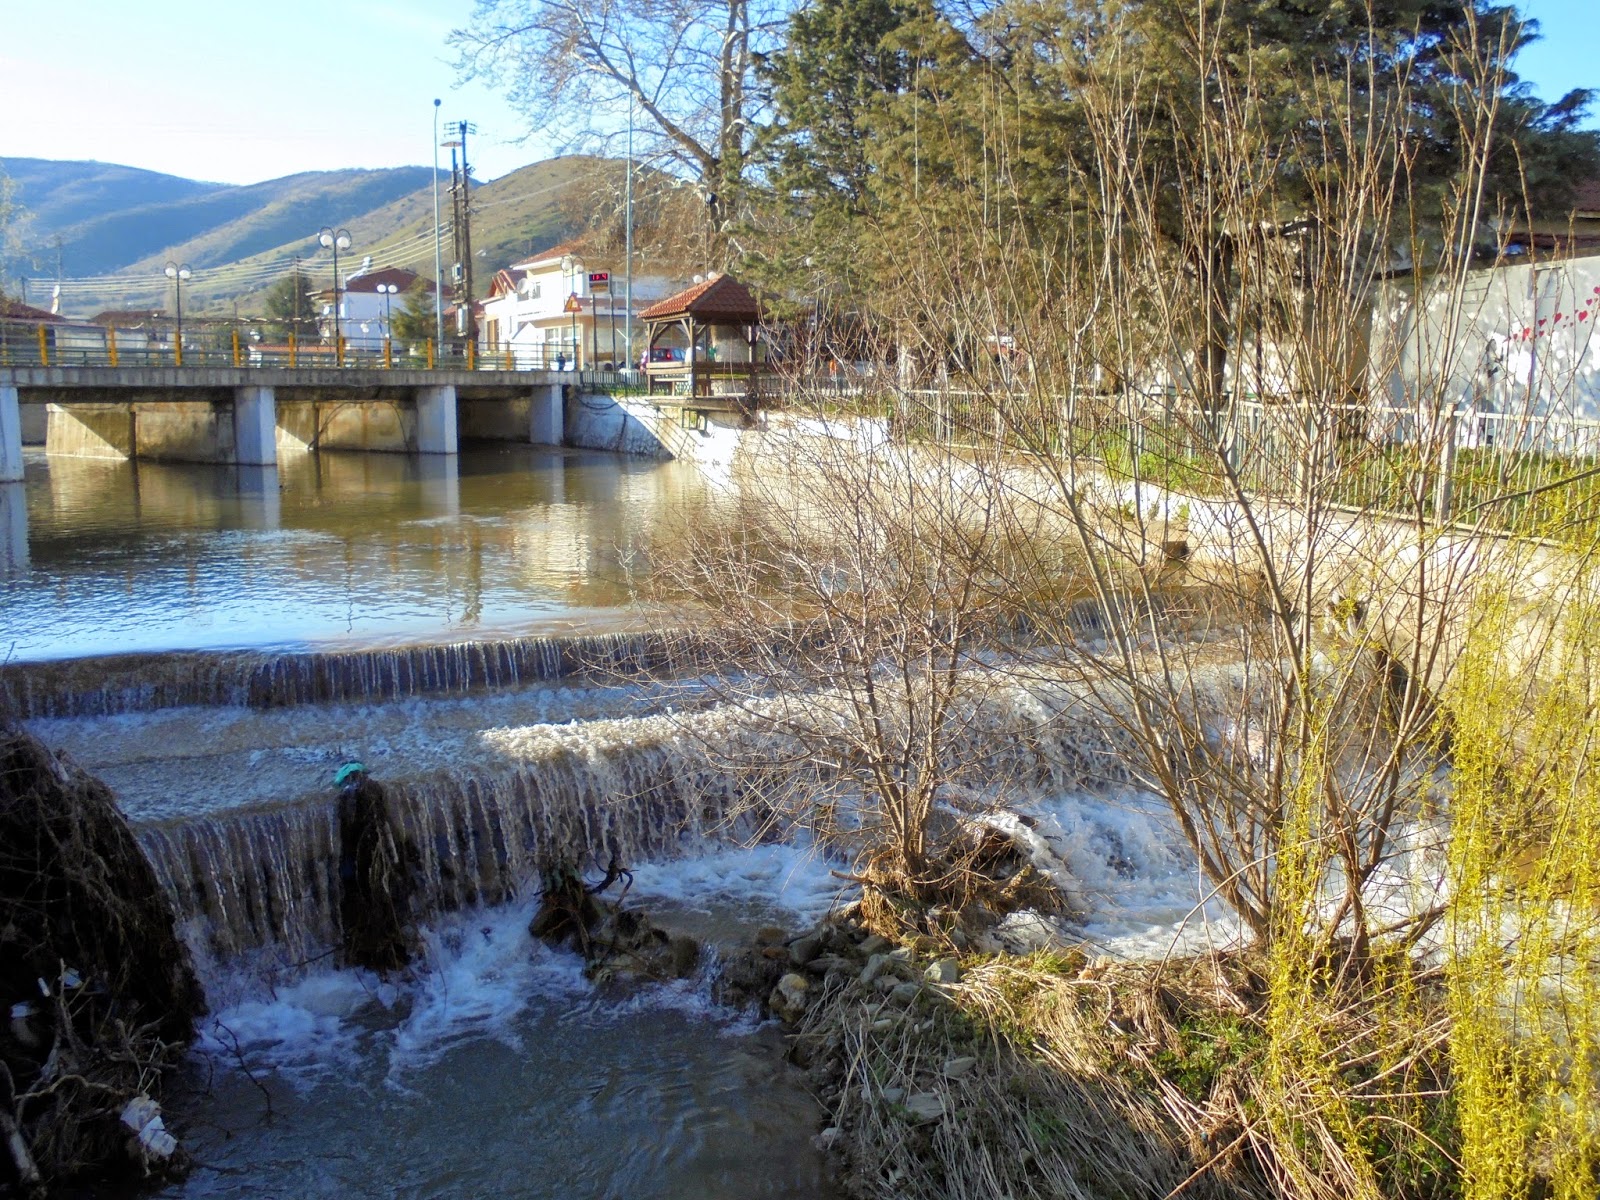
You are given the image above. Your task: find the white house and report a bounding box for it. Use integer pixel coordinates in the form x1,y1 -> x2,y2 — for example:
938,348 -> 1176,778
478,241 -> 686,370
318,266 -> 436,352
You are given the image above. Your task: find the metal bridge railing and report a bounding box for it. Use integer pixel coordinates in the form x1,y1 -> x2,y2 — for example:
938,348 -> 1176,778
0,327 -> 611,374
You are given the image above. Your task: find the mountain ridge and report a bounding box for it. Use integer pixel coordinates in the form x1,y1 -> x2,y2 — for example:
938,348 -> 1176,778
2,156 -> 601,318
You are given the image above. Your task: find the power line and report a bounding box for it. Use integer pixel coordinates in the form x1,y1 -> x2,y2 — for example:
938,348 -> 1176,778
41,225 -> 457,298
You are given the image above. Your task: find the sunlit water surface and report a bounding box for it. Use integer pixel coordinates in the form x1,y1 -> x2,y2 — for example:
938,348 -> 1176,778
1,445 -> 722,661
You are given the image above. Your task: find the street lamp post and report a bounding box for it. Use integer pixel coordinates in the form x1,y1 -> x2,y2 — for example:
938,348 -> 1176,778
318,226 -> 353,363
562,254 -> 579,381
164,261 -> 192,366
376,282 -> 398,334
377,282 -> 398,365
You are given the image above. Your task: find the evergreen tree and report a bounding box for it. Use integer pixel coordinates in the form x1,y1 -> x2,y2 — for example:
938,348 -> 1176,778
390,281 -> 437,348
262,269 -> 320,341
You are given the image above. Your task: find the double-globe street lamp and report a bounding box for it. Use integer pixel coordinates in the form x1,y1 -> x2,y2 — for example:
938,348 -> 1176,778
376,282 -> 399,337
164,261 -> 192,366
318,227 -> 353,362
377,281 -> 399,363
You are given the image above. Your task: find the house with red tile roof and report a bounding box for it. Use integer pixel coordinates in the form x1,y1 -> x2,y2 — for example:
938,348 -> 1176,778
478,241 -> 688,370
315,266 -> 436,351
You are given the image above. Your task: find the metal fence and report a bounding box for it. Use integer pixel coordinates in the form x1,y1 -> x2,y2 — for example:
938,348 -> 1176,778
887,385 -> 1600,532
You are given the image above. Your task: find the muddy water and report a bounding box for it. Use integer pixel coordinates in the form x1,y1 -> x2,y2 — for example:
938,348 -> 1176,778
2,444 -> 721,662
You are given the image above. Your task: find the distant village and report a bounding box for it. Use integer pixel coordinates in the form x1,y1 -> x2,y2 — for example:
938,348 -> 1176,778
0,233 -> 781,405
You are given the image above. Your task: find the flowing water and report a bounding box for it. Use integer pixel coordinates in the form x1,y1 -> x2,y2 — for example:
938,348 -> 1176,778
7,442 -> 1241,1197
160,852 -> 849,1200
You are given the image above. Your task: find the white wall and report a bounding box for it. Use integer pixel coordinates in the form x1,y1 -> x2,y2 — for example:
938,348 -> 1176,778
1373,254 -> 1600,424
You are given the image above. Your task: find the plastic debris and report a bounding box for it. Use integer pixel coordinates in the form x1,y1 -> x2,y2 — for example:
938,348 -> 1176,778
120,1096 -> 178,1160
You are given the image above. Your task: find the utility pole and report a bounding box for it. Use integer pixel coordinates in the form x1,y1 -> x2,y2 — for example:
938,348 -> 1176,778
433,99 -> 445,349
444,119 -> 479,347
626,94 -> 634,372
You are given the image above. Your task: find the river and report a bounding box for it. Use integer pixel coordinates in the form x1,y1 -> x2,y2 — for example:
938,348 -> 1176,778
4,443 -> 843,1198
5,440 -> 1225,1198
1,443 -> 720,662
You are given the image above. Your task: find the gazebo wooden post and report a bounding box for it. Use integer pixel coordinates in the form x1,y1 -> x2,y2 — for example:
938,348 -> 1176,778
684,316 -> 698,398
746,321 -> 757,401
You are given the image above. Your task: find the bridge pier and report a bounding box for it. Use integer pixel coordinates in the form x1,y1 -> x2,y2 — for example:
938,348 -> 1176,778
416,385 -> 458,455
530,383 -> 564,446
233,386 -> 277,465
1,385 -> 21,482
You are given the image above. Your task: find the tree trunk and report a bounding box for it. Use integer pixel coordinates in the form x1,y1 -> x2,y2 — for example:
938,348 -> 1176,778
1197,234 -> 1236,413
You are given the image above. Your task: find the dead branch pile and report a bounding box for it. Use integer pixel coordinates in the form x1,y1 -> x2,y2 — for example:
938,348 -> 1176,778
0,720 -> 204,1193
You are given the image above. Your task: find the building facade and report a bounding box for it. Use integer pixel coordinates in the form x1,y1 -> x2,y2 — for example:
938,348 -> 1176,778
478,241 -> 686,370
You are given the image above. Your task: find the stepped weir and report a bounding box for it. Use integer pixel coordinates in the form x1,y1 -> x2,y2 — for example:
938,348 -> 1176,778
27,626 -> 1167,968
0,628 -> 708,718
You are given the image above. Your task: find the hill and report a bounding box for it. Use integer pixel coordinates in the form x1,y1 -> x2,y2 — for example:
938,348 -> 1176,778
2,158 -> 228,236
6,156 -> 601,318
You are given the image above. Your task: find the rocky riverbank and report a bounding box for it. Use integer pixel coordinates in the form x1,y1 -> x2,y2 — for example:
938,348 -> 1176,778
733,905 -> 1274,1200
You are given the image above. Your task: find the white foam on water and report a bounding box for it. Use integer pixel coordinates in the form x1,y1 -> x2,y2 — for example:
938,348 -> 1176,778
626,842 -> 854,928
191,847 -> 849,1088
995,787 -> 1247,960
388,900 -> 591,1068
197,970 -> 397,1085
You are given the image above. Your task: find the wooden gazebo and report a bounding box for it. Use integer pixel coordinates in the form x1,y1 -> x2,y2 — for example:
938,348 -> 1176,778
639,273 -> 766,399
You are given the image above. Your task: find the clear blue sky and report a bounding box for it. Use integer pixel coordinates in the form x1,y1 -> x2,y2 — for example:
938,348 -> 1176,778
1,0 -> 1596,187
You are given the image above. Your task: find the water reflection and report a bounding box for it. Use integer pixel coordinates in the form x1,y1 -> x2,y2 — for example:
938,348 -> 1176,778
1,445 -> 720,661
0,482 -> 25,577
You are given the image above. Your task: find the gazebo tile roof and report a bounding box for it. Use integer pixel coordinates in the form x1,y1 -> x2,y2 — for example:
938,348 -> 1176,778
639,273 -> 760,322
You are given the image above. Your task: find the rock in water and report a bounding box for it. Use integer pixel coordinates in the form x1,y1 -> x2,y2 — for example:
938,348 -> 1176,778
337,772 -> 416,971
769,973 -> 812,1024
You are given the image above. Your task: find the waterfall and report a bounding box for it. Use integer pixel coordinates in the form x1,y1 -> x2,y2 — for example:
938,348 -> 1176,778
0,629 -> 712,719
135,725 -> 749,966
122,663 -> 1190,968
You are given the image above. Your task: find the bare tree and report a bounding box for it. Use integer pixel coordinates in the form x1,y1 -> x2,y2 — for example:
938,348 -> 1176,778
453,0 -> 789,262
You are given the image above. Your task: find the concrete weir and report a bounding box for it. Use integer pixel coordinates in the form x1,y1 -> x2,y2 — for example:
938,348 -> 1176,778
0,366 -> 568,465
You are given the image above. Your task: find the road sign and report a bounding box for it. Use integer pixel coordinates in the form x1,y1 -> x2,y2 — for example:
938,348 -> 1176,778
587,271 -> 610,292
564,293 -> 583,313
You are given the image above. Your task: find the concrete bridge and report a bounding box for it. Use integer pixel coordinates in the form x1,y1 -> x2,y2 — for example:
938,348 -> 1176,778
0,365 -> 568,482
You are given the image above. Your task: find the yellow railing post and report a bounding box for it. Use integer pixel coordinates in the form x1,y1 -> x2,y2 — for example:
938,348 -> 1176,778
467,340 -> 476,371
337,335 -> 346,368
288,332 -> 297,368
232,328 -> 242,367
108,327 -> 119,367
504,346 -> 512,371
384,337 -> 392,370
38,324 -> 49,366
426,339 -> 435,370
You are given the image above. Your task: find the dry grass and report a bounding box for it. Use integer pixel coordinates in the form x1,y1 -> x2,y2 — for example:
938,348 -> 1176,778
796,950 -> 1283,1200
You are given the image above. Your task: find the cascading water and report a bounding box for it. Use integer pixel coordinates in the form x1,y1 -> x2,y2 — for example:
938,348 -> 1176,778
23,624 -> 1258,1199
45,649 -> 1233,971
0,628 -> 716,719
136,722 -> 752,963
